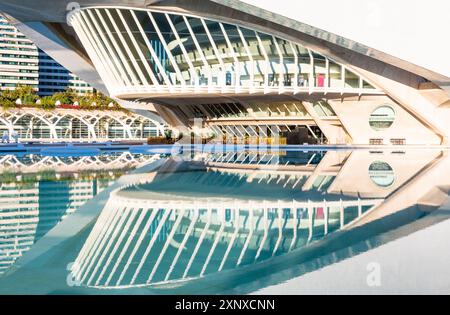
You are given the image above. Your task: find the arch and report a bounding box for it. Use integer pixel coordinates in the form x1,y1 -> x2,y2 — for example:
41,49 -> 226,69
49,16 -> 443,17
55,113 -> 96,140
0,116 -> 12,135
94,116 -> 129,140
13,114 -> 52,140
54,115 -> 75,139
70,117 -> 91,139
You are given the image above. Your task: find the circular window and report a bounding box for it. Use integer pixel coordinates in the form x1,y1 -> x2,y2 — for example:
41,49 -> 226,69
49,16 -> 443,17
369,161 -> 395,188
369,105 -> 395,131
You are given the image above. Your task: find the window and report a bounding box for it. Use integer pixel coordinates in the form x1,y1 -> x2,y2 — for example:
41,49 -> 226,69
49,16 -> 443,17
369,105 -> 395,131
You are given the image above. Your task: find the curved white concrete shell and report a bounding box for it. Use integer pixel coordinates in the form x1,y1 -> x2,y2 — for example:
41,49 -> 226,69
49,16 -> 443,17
67,7 -> 380,99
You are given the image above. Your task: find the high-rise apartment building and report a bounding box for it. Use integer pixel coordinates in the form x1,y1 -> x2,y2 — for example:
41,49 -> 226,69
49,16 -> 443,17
0,14 -> 92,96
0,15 -> 38,92
38,49 -> 93,96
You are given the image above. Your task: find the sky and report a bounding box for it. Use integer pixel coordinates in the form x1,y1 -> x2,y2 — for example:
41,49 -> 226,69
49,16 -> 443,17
240,0 -> 450,78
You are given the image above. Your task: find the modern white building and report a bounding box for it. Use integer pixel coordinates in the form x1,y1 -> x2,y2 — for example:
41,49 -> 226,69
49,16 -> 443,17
0,1 -> 449,145
0,107 -> 165,142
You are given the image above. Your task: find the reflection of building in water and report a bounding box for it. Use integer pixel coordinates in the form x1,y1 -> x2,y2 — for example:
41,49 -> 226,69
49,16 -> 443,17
70,149 -> 447,290
69,151 -> 379,288
0,152 -> 158,276
0,151 -> 156,175
72,194 -> 381,288
0,179 -> 106,276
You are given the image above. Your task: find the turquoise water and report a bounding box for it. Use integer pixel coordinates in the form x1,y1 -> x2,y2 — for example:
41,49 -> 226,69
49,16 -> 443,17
0,148 -> 448,294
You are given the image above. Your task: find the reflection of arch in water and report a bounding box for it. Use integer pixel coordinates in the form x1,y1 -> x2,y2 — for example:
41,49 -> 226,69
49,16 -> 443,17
0,153 -> 161,277
0,152 -> 159,176
70,191 -> 382,289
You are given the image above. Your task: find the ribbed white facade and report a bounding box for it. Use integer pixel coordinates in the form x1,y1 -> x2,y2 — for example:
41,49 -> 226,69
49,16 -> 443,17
68,7 -> 381,98
71,187 -> 381,288
0,108 -> 165,142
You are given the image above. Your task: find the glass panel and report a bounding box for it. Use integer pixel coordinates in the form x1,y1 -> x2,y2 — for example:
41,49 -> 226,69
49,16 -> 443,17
363,80 -> 375,89
369,161 -> 395,187
168,14 -> 204,85
345,69 -> 360,88
55,116 -> 72,139
329,61 -> 343,88
240,28 -> 264,87
133,10 -> 166,84
151,12 -> 185,85
313,53 -> 327,88
119,10 -> 156,85
276,38 -> 295,87
257,33 -> 279,87
221,23 -> 248,86
295,44 -> 310,87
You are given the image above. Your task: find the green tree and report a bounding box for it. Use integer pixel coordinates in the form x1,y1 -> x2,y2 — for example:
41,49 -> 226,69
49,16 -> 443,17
40,96 -> 56,110
0,86 -> 123,111
51,89 -> 77,105
9,85 -> 38,105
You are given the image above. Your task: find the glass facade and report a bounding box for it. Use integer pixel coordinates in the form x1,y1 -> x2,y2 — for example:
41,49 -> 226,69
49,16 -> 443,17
369,161 -> 395,188
69,8 -> 380,96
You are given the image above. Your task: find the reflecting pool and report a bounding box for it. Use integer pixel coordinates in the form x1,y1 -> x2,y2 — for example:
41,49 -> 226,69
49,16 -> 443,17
0,148 -> 449,294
